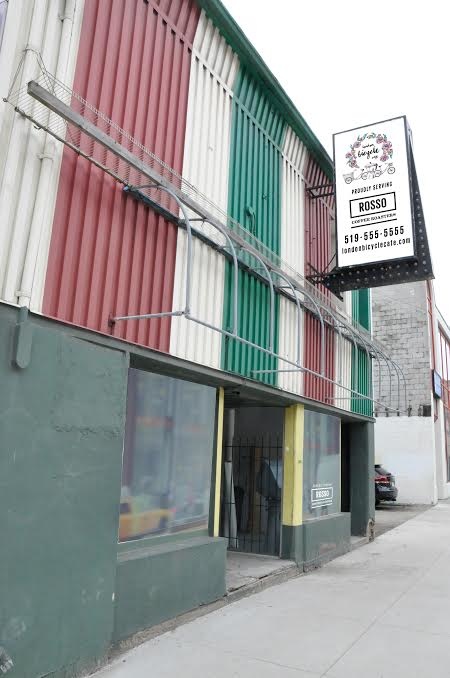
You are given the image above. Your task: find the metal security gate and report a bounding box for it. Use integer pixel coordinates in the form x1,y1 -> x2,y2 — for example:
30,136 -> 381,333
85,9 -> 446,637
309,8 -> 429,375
222,436 -> 282,556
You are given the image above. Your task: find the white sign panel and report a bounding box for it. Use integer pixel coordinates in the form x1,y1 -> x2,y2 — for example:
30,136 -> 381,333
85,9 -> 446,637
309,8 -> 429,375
334,117 -> 415,267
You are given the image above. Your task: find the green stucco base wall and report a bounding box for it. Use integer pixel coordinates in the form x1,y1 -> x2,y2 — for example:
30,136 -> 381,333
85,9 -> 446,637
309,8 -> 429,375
0,305 -> 128,678
0,305 -> 228,678
302,514 -> 351,569
350,422 -> 376,535
281,525 -> 304,563
0,304 -> 374,677
113,537 -> 227,641
281,514 -> 351,569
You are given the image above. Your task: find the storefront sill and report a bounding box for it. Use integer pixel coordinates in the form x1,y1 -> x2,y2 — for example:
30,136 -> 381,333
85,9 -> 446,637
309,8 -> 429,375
118,535 -> 226,562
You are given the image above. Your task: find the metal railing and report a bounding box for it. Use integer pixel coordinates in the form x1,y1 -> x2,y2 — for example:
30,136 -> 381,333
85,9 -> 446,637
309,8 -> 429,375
4,59 -> 409,414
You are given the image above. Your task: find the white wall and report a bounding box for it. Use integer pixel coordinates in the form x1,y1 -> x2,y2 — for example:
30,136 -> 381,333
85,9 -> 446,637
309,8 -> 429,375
374,417 -> 437,505
434,400 -> 450,499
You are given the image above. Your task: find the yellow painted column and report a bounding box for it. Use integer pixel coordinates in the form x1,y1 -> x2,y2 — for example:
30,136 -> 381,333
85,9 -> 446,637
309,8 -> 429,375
282,404 -> 304,527
213,387 -> 225,537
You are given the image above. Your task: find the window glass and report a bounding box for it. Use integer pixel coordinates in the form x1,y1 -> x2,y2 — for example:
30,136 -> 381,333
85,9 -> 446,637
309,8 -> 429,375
120,369 -> 216,542
302,411 -> 341,520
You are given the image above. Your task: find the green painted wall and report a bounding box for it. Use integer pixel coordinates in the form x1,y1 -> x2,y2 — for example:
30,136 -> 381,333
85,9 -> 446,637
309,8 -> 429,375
281,516 -> 351,569
351,290 -> 372,416
197,0 -> 333,180
222,67 -> 285,386
281,525 -> 303,563
349,422 -> 375,535
114,537 -> 227,641
0,306 -> 228,677
352,288 -> 371,332
0,306 -> 128,678
302,514 -> 351,569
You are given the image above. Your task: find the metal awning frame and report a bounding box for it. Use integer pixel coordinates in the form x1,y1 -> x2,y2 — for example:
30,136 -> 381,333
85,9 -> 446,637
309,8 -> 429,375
7,75 -> 409,415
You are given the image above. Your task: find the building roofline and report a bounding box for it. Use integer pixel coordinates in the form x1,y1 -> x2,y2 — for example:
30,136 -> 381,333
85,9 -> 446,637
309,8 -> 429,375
197,0 -> 333,180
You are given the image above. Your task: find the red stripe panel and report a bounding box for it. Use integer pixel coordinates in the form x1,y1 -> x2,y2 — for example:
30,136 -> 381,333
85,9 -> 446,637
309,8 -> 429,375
304,157 -> 335,403
43,0 -> 200,351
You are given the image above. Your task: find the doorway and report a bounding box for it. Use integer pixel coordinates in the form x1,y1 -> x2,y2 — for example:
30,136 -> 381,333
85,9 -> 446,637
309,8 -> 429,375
221,406 -> 284,557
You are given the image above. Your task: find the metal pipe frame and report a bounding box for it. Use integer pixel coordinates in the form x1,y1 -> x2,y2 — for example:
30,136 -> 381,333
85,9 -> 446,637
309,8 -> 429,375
186,312 -> 392,412
195,218 -> 239,336
328,310 -> 395,411
236,246 -> 275,352
390,359 -> 408,412
23,78 -> 406,415
276,271 -> 325,375
275,276 -> 303,367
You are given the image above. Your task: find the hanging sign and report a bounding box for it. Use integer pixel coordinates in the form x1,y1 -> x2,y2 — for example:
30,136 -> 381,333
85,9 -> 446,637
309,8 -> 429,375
333,116 -> 415,268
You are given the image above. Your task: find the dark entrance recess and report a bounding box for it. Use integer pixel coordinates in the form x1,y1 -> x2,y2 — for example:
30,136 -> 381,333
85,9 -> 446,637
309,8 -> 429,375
220,400 -> 284,558
222,435 -> 282,556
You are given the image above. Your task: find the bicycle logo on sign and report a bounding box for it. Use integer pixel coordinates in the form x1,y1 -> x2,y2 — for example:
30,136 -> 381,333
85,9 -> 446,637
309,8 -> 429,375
342,131 -> 396,184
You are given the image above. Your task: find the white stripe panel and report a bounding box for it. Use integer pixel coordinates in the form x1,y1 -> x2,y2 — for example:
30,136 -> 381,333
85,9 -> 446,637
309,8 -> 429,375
335,335 -> 353,411
0,0 -> 85,310
170,11 -> 239,368
281,127 -> 308,275
171,232 -> 225,368
278,295 -> 303,396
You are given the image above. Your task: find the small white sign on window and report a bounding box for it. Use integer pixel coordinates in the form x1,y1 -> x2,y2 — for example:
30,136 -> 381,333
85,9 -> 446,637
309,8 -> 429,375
311,484 -> 334,508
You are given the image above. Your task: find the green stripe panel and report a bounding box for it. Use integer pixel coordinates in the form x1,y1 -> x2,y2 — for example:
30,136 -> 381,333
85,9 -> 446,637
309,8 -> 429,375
352,288 -> 371,331
351,290 -> 372,415
222,67 -> 285,385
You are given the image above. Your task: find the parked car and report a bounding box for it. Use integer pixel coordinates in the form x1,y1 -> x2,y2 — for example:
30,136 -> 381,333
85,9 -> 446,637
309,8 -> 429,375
375,464 -> 398,504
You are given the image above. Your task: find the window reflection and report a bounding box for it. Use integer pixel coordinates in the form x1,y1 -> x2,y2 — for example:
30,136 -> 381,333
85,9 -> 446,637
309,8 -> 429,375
120,369 -> 216,541
302,411 -> 341,520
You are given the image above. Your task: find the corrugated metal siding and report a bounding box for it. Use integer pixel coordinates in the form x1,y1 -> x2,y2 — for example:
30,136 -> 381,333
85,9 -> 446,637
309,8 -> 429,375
222,67 -> 285,386
304,156 -> 335,403
0,0 -> 84,308
351,289 -> 372,415
335,293 -> 353,411
304,320 -> 335,404
43,0 -> 200,352
223,268 -> 280,384
352,289 -> 371,331
351,346 -> 372,416
278,126 -> 306,395
335,336 -> 352,411
278,295 -> 303,395
281,127 -> 307,274
170,10 -> 238,368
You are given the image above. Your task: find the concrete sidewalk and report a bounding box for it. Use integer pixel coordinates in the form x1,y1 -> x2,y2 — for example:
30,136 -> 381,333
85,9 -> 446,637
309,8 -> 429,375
94,502 -> 450,678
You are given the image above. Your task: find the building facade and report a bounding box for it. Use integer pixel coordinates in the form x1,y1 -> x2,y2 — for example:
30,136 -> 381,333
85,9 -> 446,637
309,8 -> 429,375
372,280 -> 450,504
0,2 -> 381,677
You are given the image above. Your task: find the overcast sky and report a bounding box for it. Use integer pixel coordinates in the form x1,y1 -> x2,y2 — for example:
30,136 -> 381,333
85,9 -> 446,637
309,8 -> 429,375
222,0 -> 449,321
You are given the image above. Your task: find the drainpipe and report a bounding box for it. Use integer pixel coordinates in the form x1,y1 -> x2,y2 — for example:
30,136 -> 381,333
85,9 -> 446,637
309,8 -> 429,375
0,0 -> 48,297
18,0 -> 77,308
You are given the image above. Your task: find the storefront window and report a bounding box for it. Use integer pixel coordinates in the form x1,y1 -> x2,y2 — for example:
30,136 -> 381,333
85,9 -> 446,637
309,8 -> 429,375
119,369 -> 216,542
302,411 -> 341,520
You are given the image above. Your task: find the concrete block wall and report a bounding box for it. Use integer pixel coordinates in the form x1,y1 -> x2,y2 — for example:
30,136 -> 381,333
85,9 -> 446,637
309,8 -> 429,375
372,281 -> 432,417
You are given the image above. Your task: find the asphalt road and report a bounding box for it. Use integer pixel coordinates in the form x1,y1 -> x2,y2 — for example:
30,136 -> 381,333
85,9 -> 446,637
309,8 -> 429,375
375,502 -> 430,537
